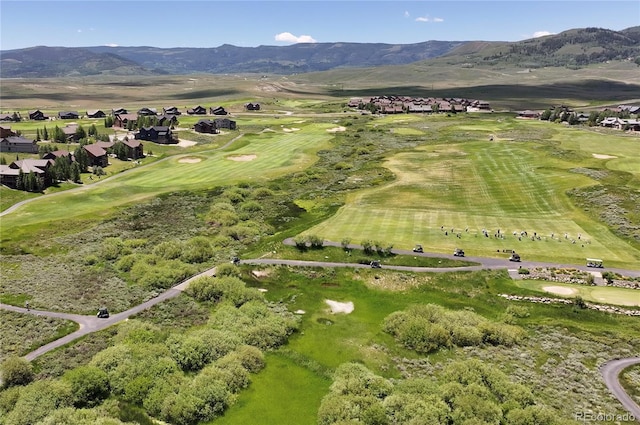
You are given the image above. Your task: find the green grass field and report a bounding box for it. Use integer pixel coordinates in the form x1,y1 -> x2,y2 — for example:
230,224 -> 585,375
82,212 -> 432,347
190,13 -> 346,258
515,280 -> 640,307
303,115 -> 640,268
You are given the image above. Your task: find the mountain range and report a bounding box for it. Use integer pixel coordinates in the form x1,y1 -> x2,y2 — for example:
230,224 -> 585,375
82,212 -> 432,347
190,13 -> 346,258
1,26 -> 638,78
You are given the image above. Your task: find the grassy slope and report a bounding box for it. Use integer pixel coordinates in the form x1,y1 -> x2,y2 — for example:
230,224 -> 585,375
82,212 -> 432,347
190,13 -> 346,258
303,114 -> 640,268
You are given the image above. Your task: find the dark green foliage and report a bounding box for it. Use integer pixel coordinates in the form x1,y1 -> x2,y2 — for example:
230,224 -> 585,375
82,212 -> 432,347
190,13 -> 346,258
180,236 -> 213,263
0,357 -> 34,388
62,366 -> 110,408
1,379 -> 73,425
186,276 -> 262,306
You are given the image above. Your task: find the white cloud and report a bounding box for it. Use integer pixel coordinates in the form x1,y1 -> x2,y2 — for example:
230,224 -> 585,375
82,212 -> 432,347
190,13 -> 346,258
274,32 -> 317,43
533,31 -> 555,38
105,43 -> 119,47
415,15 -> 444,23
404,11 -> 410,18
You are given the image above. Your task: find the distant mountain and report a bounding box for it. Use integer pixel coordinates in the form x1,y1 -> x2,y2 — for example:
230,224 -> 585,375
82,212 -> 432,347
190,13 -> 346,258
441,26 -> 640,68
1,27 -> 638,78
0,46 -> 152,78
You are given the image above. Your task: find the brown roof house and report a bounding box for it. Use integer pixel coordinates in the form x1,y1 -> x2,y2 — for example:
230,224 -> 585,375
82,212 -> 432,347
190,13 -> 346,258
42,150 -> 74,163
187,105 -> 207,115
137,107 -> 157,116
135,126 -> 176,144
194,119 -> 218,134
0,125 -> 16,138
121,139 -> 144,159
83,144 -> 108,167
0,159 -> 53,188
114,113 -> 138,128
0,136 -> 38,153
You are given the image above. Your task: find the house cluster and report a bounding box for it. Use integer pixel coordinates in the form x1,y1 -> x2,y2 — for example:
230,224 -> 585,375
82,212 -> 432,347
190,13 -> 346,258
348,96 -> 491,114
193,118 -> 237,134
518,104 -> 640,131
0,158 -> 53,188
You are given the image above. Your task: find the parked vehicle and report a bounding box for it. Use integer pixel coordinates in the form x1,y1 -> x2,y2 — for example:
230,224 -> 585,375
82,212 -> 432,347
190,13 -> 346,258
509,253 -> 521,262
232,256 -> 240,265
370,260 -> 381,268
412,244 -> 424,253
97,307 -> 109,319
453,248 -> 465,257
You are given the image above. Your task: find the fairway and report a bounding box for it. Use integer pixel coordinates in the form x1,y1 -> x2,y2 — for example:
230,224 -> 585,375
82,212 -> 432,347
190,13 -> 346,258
515,280 -> 640,307
303,116 -> 640,268
1,124 -> 333,230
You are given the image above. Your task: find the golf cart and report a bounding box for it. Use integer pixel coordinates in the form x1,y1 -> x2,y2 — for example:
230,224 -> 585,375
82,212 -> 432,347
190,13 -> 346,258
412,244 -> 424,253
509,253 -> 521,262
453,248 -> 465,257
232,256 -> 240,266
586,258 -> 604,268
97,307 -> 110,319
370,260 -> 382,269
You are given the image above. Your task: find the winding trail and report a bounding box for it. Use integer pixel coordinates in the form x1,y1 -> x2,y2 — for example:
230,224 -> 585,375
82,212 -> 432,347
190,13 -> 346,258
1,240 -> 639,413
600,358 -> 640,418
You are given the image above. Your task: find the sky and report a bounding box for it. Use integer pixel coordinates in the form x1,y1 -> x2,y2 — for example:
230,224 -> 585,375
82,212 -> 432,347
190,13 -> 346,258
1,0 -> 639,51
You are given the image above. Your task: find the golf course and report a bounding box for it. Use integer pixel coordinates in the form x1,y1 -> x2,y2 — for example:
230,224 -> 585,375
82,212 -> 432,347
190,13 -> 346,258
1,69 -> 639,425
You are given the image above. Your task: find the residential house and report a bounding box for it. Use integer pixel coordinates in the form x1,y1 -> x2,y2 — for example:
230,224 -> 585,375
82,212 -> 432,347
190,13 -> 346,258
28,110 -> 48,120
187,105 -> 207,115
114,113 -> 138,128
517,110 -> 541,119
83,144 -> 108,167
213,118 -> 236,130
61,125 -> 79,142
121,139 -> 144,159
135,126 -> 176,144
163,106 -> 181,115
209,106 -> 227,115
137,107 -> 157,116
0,158 -> 53,188
111,107 -> 128,115
157,114 -> 178,127
0,126 -> 16,138
42,150 -> 74,163
0,113 -> 20,122
0,136 -> 38,153
96,141 -> 115,150
87,110 -> 106,118
244,102 -> 261,111
194,119 -> 218,134
58,111 -> 80,120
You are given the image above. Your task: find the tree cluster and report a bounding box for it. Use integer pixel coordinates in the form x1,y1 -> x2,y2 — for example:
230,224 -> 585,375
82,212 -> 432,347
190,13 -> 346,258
383,304 -> 525,354
318,360 -> 558,425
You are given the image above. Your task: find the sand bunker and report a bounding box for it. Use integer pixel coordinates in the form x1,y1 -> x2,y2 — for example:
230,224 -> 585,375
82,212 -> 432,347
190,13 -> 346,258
178,157 -> 202,163
227,154 -> 257,162
177,139 -> 197,147
282,127 -> 300,132
542,286 -> 577,296
326,126 -> 346,133
325,299 -> 354,314
593,154 -> 617,159
294,310 -> 306,315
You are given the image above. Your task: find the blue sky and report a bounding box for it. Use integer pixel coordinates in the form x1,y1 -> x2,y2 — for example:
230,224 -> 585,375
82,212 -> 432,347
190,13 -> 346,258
1,1 -> 638,50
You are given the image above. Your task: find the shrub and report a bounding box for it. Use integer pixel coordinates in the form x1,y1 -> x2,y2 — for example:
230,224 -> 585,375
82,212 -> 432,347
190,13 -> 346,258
517,268 -> 530,275
62,366 -> 110,408
307,234 -> 324,249
181,237 -> 213,263
239,200 -> 263,213
215,262 -> 241,278
0,357 -> 34,388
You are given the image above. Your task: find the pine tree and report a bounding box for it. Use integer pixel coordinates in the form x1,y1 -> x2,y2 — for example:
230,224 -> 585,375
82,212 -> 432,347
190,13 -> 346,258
71,162 -> 81,183
43,126 -> 49,141
36,128 -> 41,141
16,169 -> 25,190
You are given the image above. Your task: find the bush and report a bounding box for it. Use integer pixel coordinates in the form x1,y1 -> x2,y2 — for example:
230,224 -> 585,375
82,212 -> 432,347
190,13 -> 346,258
517,268 -> 530,275
307,234 -> 324,249
181,237 -> 213,264
62,366 -> 110,408
215,262 -> 241,278
1,357 -> 34,388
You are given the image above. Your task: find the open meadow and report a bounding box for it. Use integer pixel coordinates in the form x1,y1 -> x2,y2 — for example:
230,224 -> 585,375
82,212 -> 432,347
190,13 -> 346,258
1,72 -> 639,424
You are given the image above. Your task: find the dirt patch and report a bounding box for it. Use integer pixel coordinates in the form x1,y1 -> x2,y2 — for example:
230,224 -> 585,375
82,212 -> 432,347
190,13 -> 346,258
178,157 -> 202,164
177,139 -> 197,147
592,154 -> 617,159
326,126 -> 346,133
227,154 -> 257,162
325,299 -> 354,314
282,127 -> 300,132
542,286 -> 577,296
252,270 -> 271,278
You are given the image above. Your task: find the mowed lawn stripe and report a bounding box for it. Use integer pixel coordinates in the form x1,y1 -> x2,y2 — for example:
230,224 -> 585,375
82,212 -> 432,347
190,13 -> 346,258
2,130 -> 332,230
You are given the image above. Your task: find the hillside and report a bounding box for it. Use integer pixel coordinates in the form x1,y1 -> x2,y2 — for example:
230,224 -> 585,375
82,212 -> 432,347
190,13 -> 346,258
1,26 -> 638,78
